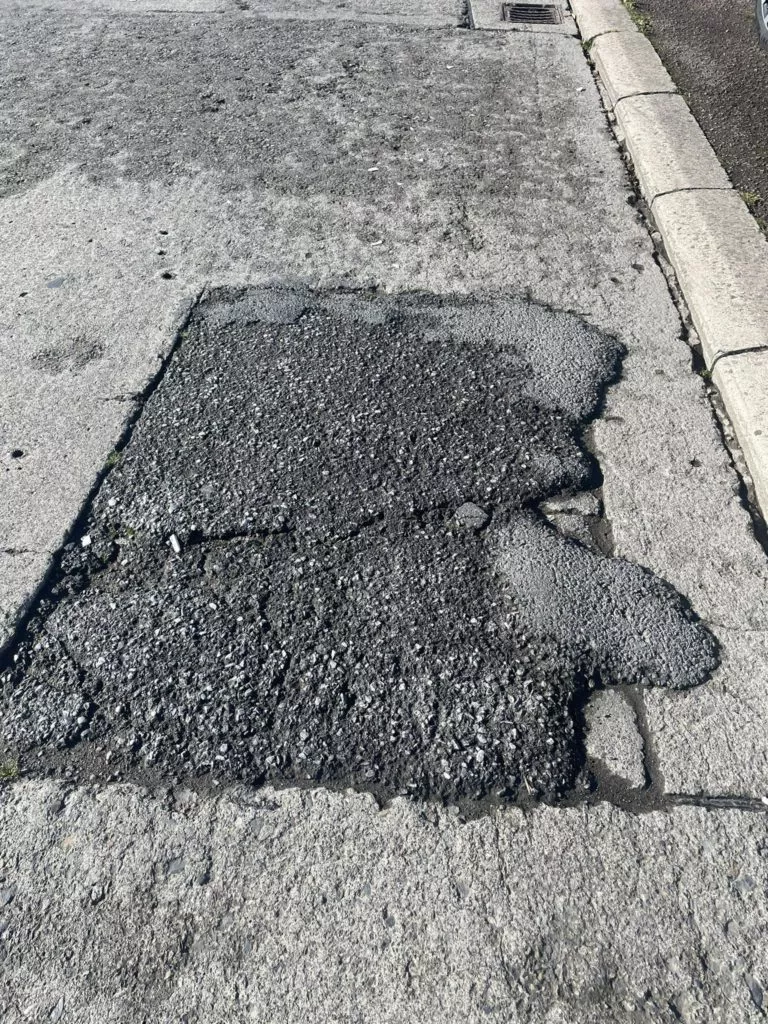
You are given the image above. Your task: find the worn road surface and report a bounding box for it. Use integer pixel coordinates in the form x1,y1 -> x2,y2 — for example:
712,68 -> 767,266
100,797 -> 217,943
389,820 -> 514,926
1,0 -> 768,1021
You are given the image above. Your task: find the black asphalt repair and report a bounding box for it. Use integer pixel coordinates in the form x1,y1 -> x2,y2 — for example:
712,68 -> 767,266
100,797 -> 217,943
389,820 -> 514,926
0,290 -> 718,803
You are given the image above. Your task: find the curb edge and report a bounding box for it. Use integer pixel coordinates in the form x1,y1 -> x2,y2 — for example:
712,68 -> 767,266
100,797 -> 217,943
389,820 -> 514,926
570,0 -> 768,522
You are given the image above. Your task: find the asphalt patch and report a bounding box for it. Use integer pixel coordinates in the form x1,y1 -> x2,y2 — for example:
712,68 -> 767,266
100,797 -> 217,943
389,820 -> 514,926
0,289 -> 718,803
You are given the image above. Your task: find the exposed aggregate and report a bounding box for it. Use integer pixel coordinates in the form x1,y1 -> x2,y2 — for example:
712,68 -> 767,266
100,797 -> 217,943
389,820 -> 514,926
0,289 -> 718,802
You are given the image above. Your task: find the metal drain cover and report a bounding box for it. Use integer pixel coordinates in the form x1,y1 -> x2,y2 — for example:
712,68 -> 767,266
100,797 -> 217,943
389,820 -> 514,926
502,2 -> 563,24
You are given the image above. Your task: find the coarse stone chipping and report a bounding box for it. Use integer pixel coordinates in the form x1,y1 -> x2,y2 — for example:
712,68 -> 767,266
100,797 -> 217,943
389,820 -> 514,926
0,290 -> 717,804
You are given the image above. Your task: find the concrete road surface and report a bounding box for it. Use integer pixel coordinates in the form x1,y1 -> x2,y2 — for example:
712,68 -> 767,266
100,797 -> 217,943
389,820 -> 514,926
1,0 -> 768,1020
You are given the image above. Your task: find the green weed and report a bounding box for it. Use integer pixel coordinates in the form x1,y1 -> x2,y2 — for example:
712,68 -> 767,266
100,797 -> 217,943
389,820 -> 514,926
622,0 -> 652,33
740,190 -> 763,209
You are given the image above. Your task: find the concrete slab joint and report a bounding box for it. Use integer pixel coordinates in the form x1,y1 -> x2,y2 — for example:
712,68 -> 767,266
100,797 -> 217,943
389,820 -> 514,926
590,30 -> 677,108
568,0 -> 636,41
651,190 -> 768,364
615,92 -> 731,202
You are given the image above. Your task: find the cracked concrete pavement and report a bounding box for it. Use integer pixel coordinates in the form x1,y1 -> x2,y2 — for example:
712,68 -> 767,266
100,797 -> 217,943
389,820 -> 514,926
4,780 -> 768,1024
1,0 -> 768,1019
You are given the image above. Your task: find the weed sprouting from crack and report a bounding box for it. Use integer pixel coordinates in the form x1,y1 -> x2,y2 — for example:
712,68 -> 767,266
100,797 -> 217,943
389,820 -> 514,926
622,0 -> 651,33
740,190 -> 763,209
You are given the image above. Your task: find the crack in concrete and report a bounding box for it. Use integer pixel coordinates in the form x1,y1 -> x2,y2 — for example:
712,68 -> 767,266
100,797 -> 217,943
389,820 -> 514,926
649,185 -> 733,207
707,343 -> 768,375
670,793 -> 768,813
612,88 -> 679,107
624,684 -> 661,792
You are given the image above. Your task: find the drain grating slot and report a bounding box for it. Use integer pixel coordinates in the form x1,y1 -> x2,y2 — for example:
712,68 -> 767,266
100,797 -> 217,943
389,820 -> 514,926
501,2 -> 563,24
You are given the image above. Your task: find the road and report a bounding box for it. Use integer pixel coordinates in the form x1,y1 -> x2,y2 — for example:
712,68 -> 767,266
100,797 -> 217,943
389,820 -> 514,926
1,1 -> 768,1020
639,0 -> 768,231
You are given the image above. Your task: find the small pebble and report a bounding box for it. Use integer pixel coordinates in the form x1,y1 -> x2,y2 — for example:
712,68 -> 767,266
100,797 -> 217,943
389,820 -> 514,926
453,502 -> 490,531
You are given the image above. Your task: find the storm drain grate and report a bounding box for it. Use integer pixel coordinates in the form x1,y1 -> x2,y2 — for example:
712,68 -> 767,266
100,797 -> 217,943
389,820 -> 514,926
502,2 -> 563,23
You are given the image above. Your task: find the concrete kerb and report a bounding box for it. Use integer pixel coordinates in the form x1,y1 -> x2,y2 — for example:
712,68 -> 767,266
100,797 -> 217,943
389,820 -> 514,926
590,30 -> 677,106
713,351 -> 768,518
652,190 -> 768,364
569,0 -> 635,41
569,0 -> 768,521
615,93 -> 731,202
